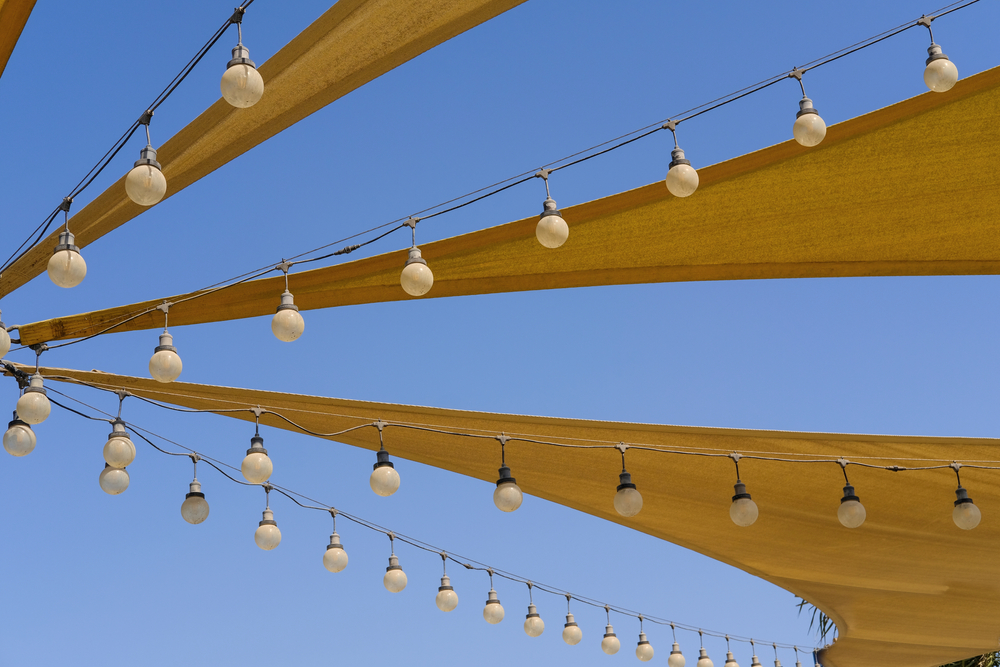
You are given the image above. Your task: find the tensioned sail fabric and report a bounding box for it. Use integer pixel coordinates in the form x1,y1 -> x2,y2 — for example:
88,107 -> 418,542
0,0 -> 35,80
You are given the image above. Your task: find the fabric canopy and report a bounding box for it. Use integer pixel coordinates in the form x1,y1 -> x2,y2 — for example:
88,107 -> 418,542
23,364 -> 1000,667
0,0 -> 527,299
0,0 -> 35,80
16,65 -> 1000,346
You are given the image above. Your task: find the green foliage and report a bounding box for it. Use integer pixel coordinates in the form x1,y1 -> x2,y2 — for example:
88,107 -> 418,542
939,653 -> 1000,667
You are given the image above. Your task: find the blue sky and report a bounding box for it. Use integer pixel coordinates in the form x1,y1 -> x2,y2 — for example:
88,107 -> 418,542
1,1 -> 998,665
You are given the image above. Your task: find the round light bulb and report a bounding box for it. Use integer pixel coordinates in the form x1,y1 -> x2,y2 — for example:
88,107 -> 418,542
181,480 -> 210,524
16,374 -> 51,425
3,417 -> 36,457
669,642 -> 687,667
730,481 -> 758,527
99,464 -> 130,495
47,231 -> 87,288
924,45 -> 958,93
483,589 -> 505,624
255,509 -> 281,550
524,603 -> 544,637
435,575 -> 458,612
954,487 -> 981,530
536,198 -> 569,248
241,436 -> 273,484
725,650 -> 740,667
494,464 -> 522,512
221,46 -> 264,108
103,420 -> 136,469
563,613 -> 583,645
697,647 -> 714,667
125,146 -> 167,206
636,633 -> 655,662
838,484 -> 866,528
665,147 -> 698,198
383,555 -> 407,593
323,532 -> 349,572
0,323 -> 10,358
400,247 -> 433,296
272,291 -> 304,342
792,98 -> 826,147
149,332 -> 182,383
614,470 -> 643,517
602,625 -> 621,655
370,449 -> 400,497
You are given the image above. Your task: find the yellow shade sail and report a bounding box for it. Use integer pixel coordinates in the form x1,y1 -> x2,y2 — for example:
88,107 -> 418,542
0,0 -> 527,299
0,0 -> 35,80
16,65 -> 1000,347
22,363 -> 1000,667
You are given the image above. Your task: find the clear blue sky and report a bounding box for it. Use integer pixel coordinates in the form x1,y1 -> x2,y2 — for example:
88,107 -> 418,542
1,1 -> 998,665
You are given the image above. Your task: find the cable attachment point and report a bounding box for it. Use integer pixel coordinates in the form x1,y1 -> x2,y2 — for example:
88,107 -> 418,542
403,217 -> 420,230
262,482 -> 273,493
836,457 -> 850,469
156,302 -> 173,315
251,406 -> 265,419
230,6 -> 246,24
788,67 -> 806,81
328,507 -> 337,518
188,453 -> 201,463
615,442 -> 629,454
729,452 -> 742,463
662,119 -> 679,132
950,461 -> 963,472
276,261 -> 292,274
59,197 -> 73,213
917,15 -> 933,29
886,465 -> 906,472
332,244 -> 361,256
535,168 -> 552,181
374,419 -> 388,433
496,433 -> 511,446
138,110 -> 154,126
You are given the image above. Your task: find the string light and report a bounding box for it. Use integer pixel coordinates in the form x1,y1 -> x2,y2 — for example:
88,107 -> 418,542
483,570 -> 505,624
399,218 -> 434,297
383,533 -> 407,592
148,304 -> 183,383
750,640 -> 762,667
16,373 -> 51,425
103,418 -> 136,469
836,459 -> 866,528
3,411 -> 36,457
125,112 -> 167,207
918,15 -> 959,93
370,421 -> 400,497
562,595 -> 583,645
950,462 -> 981,530
241,409 -> 273,484
99,462 -> 130,495
493,434 -> 523,512
271,262 -> 305,342
614,443 -> 643,518
534,169 -> 569,249
181,455 -> 210,524
663,120 -> 698,198
601,606 -> 621,655
729,454 -> 759,527
523,582 -> 545,637
254,484 -> 281,550
46,198 -> 87,289
323,510 -> 349,572
669,623 -> 686,667
636,615 -> 655,661
697,630 -> 714,667
774,642 -> 783,667
435,553 -> 458,611
788,70 -> 826,148
724,636 -> 740,667
220,7 -> 264,109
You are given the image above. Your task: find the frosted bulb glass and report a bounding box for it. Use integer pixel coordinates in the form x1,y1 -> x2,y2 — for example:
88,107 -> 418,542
602,627 -> 621,655
523,604 -> 544,637
271,309 -> 305,342
494,482 -> 523,512
924,58 -> 958,92
47,249 -> 87,288
665,164 -> 699,198
483,602 -> 505,624
103,435 -> 136,469
614,487 -> 643,517
383,568 -> 408,593
400,261 -> 433,297
323,548 -> 349,573
221,63 -> 264,108
436,576 -> 458,612
669,643 -> 687,667
954,502 -> 981,530
241,451 -> 273,484
125,164 -> 167,206
0,327 -> 9,358
636,634 -> 655,662
255,523 -> 281,550
838,499 -> 866,528
16,390 -> 50,425
99,466 -> 130,495
562,615 -> 583,645
793,113 -> 827,147
149,349 -> 182,383
370,465 -> 400,497
181,494 -> 210,524
730,497 -> 759,527
536,214 -> 569,248
697,648 -> 714,667
3,422 -> 35,457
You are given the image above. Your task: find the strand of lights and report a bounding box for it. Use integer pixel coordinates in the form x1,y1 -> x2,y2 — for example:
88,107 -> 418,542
148,303 -> 183,383
6,367 -> 995,533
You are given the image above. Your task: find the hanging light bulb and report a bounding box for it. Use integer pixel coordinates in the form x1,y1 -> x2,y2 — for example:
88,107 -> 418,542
3,412 -> 36,457
370,421 -> 400,497
181,455 -> 209,525
399,218 -> 433,297
729,454 -> 758,527
220,10 -> 264,108
601,611 -> 621,655
613,444 -> 643,517
669,641 -> 687,667
323,532 -> 349,572
272,291 -> 305,342
663,120 -> 699,198
493,436 -> 522,512
836,459 -> 866,528
482,571 -> 505,624
522,583 -> 544,637
242,436 -> 273,485
533,168 -> 569,249
751,651 -> 763,667
103,419 -> 136,469
149,305 -> 182,383
16,373 -> 51,425
562,596 -> 583,645
951,463 -> 981,530
0,312 -> 10,358
254,487 -> 281,550
383,535 -> 407,592
697,647 -> 715,667
47,200 -> 87,288
918,16 -> 958,93
99,463 -> 130,495
125,113 -> 167,206
788,68 -> 826,147
772,644 -> 783,667
636,617 -> 654,661
725,651 -> 740,667
435,555 -> 458,611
